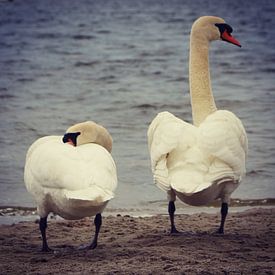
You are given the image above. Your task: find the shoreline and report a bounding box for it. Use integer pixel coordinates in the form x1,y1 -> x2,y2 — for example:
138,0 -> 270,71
1,200 -> 275,225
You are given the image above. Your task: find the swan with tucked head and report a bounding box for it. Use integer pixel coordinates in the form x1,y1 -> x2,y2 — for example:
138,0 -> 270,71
148,16 -> 247,234
24,121 -> 117,251
63,121 -> 112,152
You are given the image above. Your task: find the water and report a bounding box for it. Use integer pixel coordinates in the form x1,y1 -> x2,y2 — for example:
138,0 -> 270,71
0,0 -> 275,214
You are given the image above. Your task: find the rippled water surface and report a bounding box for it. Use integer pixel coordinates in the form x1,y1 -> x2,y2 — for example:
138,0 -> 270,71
0,0 -> 275,212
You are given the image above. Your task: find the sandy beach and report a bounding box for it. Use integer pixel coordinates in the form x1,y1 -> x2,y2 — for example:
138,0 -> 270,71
0,207 -> 274,274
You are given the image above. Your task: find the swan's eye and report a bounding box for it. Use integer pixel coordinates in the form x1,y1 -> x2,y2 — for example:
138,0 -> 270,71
215,23 -> 233,36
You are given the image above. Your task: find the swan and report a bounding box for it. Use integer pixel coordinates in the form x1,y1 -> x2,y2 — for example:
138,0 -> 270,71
24,121 -> 117,251
148,16 -> 247,234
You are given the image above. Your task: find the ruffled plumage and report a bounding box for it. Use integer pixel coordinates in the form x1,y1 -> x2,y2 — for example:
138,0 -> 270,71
148,110 -> 247,200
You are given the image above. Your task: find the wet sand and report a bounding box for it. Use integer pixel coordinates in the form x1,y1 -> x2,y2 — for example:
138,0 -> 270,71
0,208 -> 274,274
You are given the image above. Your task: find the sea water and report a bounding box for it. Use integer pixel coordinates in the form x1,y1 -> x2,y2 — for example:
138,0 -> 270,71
0,0 -> 274,214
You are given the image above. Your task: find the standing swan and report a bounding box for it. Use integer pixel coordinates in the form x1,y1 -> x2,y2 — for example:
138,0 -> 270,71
24,121 -> 117,251
148,16 -> 247,234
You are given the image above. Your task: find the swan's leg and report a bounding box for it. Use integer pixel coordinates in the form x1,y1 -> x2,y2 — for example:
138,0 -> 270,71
39,216 -> 51,252
168,201 -> 179,234
217,202 -> 228,234
89,213 -> 102,249
167,190 -> 179,234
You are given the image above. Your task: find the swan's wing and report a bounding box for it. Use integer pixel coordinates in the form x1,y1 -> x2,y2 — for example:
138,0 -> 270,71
62,144 -> 117,202
25,136 -> 60,161
24,136 -> 117,203
147,111 -> 194,191
198,110 -> 248,182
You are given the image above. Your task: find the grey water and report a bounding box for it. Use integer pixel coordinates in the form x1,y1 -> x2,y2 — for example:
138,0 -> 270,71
0,0 -> 275,214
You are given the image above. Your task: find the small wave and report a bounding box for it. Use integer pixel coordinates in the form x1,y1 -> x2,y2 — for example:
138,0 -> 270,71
132,104 -> 157,109
35,33 -> 62,39
35,31 -> 95,41
153,71 -> 162,75
3,58 -> 29,65
261,67 -> 275,73
13,121 -> 36,133
0,18 -> 22,26
2,31 -> 15,37
211,198 -> 275,207
97,75 -> 116,82
97,30 -> 111,34
0,94 -> 14,99
230,198 -> 275,207
0,91 -> 15,99
166,18 -> 186,24
74,60 -> 101,67
72,34 -> 96,40
246,169 -> 271,176
107,58 -> 142,65
0,207 -> 37,222
168,77 -> 187,82
159,103 -> 186,109
37,17 -> 50,24
17,78 -> 34,83
247,170 -> 259,175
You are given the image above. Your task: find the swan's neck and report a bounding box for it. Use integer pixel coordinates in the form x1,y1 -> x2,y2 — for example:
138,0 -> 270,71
189,35 -> 217,126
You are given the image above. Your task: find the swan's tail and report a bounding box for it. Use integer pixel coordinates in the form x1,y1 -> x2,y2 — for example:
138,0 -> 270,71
64,186 -> 114,206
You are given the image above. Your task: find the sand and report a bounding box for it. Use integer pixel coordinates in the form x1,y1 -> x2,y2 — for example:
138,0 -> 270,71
0,208 -> 274,274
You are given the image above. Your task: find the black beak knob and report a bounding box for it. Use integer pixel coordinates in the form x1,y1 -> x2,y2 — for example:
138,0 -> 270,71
62,132 -> 81,146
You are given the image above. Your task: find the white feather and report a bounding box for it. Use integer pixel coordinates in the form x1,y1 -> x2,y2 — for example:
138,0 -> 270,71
24,136 -> 117,219
148,110 -> 247,202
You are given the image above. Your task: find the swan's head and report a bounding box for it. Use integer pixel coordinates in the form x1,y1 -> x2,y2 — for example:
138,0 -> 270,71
191,16 -> 241,47
63,121 -> 100,147
62,121 -> 113,152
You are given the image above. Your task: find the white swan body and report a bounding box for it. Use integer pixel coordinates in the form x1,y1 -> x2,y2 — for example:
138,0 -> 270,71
148,110 -> 247,205
148,16 -> 247,233
25,136 -> 117,219
24,121 -> 117,250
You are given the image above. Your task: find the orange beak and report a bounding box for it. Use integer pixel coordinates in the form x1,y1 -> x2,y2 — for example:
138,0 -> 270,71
221,30 -> 241,47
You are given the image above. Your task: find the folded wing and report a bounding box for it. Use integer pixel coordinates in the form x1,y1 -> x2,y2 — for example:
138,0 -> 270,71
148,110 -> 247,195
148,111 -> 195,191
24,136 -> 117,203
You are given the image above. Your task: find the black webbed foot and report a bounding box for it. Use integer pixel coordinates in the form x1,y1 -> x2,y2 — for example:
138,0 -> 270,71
170,226 -> 181,235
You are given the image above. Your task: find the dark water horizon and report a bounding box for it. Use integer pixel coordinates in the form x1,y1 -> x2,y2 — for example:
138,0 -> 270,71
0,0 -> 275,214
